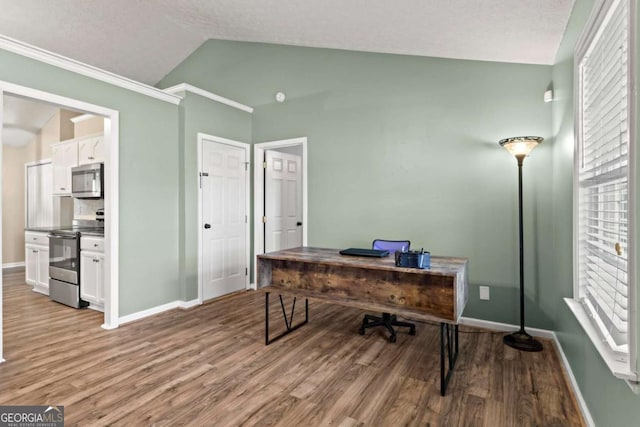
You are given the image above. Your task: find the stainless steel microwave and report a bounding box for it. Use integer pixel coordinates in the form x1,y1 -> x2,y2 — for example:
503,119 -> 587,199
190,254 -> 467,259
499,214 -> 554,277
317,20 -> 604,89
71,163 -> 104,198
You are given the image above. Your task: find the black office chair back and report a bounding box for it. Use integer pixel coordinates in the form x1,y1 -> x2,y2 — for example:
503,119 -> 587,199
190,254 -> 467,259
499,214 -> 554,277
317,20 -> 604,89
372,239 -> 410,254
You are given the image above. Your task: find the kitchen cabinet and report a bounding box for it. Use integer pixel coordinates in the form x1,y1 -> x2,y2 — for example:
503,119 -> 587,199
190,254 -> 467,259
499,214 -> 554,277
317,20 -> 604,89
78,135 -> 105,165
25,231 -> 49,294
80,236 -> 105,310
51,140 -> 78,196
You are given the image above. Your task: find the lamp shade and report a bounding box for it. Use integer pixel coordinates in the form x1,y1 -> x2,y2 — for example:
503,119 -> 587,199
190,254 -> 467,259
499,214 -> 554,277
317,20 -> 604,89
499,136 -> 543,157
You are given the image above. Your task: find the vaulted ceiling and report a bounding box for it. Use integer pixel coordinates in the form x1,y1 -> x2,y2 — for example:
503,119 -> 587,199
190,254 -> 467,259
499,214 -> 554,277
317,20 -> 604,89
0,0 -> 575,86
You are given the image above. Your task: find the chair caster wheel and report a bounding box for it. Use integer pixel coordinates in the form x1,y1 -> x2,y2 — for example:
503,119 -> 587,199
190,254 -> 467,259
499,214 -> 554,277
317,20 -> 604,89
389,334 -> 397,343
358,328 -> 365,335
409,328 -> 416,336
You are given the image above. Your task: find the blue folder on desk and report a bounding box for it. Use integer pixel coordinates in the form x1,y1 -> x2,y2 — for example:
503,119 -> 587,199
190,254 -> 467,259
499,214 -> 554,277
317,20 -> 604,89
339,248 -> 390,257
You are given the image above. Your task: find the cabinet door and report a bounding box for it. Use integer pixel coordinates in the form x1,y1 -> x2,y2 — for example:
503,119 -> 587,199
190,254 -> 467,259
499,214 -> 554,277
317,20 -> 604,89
80,252 -> 99,304
78,136 -> 104,165
25,245 -> 38,285
52,141 -> 78,195
95,254 -> 105,304
36,246 -> 50,291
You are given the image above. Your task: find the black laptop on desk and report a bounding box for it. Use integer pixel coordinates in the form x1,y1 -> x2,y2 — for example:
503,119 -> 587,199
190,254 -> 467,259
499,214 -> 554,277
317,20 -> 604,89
339,248 -> 390,257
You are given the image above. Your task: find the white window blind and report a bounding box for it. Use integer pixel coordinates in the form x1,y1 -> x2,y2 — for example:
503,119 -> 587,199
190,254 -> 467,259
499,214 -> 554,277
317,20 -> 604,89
577,0 -> 631,355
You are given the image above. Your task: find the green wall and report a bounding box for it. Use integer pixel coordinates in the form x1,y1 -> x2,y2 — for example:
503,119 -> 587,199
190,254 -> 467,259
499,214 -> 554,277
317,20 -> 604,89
177,91 -> 252,300
160,39 -> 555,328
0,49 -> 181,316
550,0 -> 640,426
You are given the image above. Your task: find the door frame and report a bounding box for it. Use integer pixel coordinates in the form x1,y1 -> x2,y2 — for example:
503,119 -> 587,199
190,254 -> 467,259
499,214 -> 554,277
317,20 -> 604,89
253,137 -> 308,288
0,80 -> 120,362
197,132 -> 251,304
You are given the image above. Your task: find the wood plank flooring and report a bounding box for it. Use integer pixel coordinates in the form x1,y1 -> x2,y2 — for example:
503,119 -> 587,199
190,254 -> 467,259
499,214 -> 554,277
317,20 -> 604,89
0,269 -> 584,426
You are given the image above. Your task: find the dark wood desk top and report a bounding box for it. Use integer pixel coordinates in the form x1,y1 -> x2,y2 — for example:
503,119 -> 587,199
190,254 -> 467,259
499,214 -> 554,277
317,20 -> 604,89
258,247 -> 468,323
258,246 -> 467,275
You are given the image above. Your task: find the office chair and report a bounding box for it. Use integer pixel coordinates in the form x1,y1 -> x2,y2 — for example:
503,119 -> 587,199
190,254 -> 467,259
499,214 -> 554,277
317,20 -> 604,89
359,239 -> 416,343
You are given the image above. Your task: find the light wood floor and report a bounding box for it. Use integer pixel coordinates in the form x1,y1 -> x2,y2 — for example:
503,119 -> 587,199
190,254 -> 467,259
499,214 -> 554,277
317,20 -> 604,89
1,269 -> 584,426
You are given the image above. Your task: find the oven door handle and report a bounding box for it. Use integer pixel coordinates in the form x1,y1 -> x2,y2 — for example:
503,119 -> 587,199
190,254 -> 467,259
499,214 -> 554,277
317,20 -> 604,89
47,234 -> 77,239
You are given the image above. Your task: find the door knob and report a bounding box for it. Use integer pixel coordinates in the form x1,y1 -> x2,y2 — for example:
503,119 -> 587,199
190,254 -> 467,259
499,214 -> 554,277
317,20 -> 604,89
204,224 -> 211,229
296,222 -> 303,226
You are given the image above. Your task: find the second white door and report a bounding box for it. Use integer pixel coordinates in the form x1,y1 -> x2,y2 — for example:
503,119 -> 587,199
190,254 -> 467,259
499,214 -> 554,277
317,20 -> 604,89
265,150 -> 302,252
201,139 -> 247,301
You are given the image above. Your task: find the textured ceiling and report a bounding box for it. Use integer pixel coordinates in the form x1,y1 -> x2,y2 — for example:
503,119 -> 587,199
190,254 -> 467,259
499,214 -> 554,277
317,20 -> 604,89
2,95 -> 58,147
0,0 -> 575,85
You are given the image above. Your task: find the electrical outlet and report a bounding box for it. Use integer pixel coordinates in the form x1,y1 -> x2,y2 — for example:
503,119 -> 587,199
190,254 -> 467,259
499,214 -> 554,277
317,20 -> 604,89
479,286 -> 490,301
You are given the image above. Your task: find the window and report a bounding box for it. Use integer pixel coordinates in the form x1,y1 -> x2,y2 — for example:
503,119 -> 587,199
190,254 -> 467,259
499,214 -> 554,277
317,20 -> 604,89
570,0 -> 638,383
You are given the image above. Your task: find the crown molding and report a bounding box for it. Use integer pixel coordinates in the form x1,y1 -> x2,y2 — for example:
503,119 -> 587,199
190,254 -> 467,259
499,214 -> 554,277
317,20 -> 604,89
163,83 -> 253,113
0,35 -> 181,105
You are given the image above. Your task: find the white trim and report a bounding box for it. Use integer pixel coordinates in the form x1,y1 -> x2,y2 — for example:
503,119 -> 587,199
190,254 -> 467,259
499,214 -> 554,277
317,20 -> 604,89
118,298 -> 202,325
178,299 -> 201,309
551,328 -> 598,427
565,299 -> 639,383
24,158 -> 52,167
253,137 -> 308,287
197,133 -> 251,303
460,316 -> 595,426
0,35 -> 180,105
2,262 -> 25,269
103,112 -> 119,330
164,83 -> 254,113
458,316 -> 555,339
573,0 -> 638,379
0,87 -> 4,363
119,301 -> 179,325
0,79 -> 120,335
69,114 -> 96,124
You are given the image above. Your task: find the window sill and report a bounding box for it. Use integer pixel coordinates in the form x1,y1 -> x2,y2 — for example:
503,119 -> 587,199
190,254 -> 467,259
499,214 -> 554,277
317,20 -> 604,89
565,298 -> 639,392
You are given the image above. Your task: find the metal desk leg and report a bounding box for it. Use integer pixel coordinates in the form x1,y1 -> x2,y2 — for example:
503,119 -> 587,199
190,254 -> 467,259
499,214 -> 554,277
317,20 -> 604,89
440,323 -> 459,396
265,292 -> 309,345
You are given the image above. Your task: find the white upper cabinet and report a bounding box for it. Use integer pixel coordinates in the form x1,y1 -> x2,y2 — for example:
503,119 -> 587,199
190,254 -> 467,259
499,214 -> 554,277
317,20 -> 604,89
78,135 -> 105,165
51,140 -> 78,196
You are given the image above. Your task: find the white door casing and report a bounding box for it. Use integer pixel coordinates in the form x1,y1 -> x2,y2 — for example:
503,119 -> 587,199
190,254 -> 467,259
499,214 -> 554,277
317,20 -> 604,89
198,134 -> 250,302
265,151 -> 303,252
253,137 -> 308,289
0,80 -> 120,367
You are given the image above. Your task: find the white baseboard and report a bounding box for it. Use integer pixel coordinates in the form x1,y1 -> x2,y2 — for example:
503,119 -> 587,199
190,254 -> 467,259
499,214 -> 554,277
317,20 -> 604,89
119,299 -> 201,324
177,299 -> 201,309
459,316 -> 555,339
0,358 -> 5,364
2,262 -> 25,269
461,316 -> 594,426
119,301 -> 180,325
550,332 -> 596,427
87,305 -> 104,313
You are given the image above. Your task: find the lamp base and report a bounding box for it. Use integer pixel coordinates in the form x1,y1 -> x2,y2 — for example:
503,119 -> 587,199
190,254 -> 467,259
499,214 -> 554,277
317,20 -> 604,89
503,330 -> 543,352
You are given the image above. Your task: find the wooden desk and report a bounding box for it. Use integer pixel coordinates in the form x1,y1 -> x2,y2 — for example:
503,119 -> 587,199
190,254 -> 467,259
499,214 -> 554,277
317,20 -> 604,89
257,247 -> 469,395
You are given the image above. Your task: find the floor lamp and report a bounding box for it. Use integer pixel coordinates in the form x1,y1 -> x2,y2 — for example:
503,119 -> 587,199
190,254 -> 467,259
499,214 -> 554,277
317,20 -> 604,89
499,136 -> 543,352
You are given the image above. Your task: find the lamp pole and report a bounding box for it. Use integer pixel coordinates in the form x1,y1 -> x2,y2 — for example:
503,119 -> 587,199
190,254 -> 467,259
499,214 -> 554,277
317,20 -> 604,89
500,137 -> 543,352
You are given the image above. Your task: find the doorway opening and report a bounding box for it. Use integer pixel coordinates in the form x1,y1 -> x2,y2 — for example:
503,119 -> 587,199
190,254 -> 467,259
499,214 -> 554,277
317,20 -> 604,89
1,81 -> 120,363
253,137 -> 308,286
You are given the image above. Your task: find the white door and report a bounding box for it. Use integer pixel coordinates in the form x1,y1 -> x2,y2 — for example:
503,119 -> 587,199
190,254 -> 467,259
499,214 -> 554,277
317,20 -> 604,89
265,151 -> 302,252
201,139 -> 247,300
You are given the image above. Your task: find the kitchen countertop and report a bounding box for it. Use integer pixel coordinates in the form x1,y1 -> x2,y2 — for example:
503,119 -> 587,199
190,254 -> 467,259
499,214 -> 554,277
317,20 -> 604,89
24,225 -> 71,233
24,226 -> 104,237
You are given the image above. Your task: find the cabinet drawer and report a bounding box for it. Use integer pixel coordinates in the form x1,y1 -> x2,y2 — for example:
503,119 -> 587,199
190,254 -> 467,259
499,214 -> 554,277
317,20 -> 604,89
81,236 -> 104,252
25,232 -> 49,246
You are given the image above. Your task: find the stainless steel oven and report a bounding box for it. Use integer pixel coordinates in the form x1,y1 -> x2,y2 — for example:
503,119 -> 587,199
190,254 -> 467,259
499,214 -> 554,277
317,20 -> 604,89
48,230 -> 87,308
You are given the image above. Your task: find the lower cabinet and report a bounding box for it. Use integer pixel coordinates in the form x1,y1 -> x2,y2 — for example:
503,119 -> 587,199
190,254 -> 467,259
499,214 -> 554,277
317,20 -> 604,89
80,236 -> 105,310
25,232 -> 49,295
